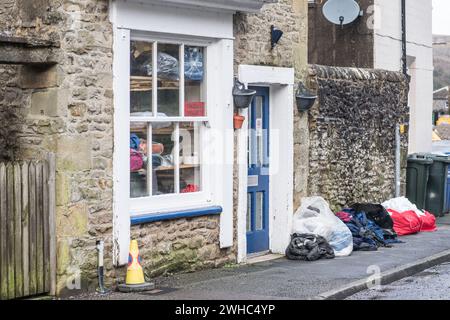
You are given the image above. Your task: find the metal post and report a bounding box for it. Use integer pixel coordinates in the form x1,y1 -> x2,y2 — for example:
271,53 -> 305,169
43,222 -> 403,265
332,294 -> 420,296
395,124 -> 401,197
96,240 -> 109,294
396,0 -> 407,198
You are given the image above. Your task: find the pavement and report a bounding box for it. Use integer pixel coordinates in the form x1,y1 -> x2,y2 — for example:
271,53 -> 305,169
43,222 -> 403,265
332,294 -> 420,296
68,217 -> 450,300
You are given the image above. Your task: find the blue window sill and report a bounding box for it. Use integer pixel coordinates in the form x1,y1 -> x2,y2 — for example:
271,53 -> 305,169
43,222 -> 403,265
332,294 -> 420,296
130,206 -> 222,226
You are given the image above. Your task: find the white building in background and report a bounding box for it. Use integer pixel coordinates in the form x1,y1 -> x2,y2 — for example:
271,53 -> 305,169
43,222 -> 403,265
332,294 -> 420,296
374,0 -> 433,154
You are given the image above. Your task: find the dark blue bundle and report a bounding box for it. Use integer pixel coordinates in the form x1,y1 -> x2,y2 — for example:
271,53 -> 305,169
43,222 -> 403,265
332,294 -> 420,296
340,209 -> 402,251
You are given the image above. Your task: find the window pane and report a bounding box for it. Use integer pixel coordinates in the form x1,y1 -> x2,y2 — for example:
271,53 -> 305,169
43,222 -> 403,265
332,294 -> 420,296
130,122 -> 150,198
248,104 -> 252,167
179,122 -> 201,193
255,96 -> 264,167
130,41 -> 153,116
157,44 -> 180,117
247,193 -> 252,232
248,96 -> 264,167
153,122 -> 176,195
255,192 -> 264,230
184,46 -> 206,117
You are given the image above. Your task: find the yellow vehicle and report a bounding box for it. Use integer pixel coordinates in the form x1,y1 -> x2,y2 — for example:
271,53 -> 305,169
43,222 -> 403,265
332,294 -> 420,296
436,115 -> 450,126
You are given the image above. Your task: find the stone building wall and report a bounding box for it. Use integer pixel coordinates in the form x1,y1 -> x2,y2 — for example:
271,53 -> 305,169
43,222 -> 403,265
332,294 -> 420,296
308,0 -> 375,68
233,0 -> 310,211
0,0 -> 236,294
0,0 -> 310,295
130,216 -> 233,279
0,65 -> 24,161
1,0 -> 407,296
131,0 -> 310,281
306,65 -> 409,212
0,0 -> 115,294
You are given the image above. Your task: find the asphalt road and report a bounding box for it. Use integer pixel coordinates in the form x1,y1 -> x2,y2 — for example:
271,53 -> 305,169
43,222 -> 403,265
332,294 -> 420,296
347,262 -> 450,300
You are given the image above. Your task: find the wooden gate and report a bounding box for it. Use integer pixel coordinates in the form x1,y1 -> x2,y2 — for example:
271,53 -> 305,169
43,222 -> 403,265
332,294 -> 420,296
0,155 -> 56,300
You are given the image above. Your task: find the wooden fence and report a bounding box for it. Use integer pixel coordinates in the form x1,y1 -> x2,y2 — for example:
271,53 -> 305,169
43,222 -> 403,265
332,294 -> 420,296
0,155 -> 56,300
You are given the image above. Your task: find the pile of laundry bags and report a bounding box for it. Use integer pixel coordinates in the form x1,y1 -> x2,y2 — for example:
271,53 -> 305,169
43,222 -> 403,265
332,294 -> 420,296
290,197 -> 353,259
287,196 -> 437,262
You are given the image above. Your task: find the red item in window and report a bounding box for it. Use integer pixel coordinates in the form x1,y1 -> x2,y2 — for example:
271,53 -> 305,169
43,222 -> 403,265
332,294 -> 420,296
152,142 -> 164,155
181,184 -> 199,193
184,102 -> 205,117
130,148 -> 144,172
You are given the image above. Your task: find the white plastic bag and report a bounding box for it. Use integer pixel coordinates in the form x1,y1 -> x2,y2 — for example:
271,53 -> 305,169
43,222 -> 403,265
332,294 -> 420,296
292,196 -> 353,257
382,197 -> 425,217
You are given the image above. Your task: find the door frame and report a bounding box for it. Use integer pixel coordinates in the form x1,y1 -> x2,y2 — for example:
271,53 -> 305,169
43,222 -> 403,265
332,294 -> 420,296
236,65 -> 295,263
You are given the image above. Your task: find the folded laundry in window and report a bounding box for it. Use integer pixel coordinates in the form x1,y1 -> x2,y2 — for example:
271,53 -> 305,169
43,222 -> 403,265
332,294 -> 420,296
152,142 -> 164,155
139,139 -> 147,155
152,154 -> 162,168
130,112 -> 172,129
181,184 -> 199,193
130,133 -> 140,150
130,148 -> 144,172
132,51 -> 180,80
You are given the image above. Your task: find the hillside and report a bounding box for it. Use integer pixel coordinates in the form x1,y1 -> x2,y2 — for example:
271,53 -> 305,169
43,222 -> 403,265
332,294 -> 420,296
434,35 -> 450,90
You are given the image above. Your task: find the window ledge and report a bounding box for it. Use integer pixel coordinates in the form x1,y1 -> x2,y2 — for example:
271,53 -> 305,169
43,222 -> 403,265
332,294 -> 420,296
130,206 -> 222,225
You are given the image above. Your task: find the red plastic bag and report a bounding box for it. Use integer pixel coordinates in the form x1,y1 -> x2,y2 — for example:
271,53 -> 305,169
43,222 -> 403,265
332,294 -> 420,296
387,209 -> 421,236
419,211 -> 437,232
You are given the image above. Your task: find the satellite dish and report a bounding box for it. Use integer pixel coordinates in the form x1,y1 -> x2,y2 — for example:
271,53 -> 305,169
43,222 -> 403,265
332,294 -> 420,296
322,0 -> 362,26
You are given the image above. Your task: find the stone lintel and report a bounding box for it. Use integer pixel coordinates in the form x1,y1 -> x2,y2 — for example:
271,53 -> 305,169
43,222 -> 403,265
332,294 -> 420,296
0,39 -> 59,65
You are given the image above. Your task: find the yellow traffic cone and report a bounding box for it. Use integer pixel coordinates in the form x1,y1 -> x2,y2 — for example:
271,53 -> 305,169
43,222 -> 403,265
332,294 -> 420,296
126,240 -> 145,285
118,240 -> 155,292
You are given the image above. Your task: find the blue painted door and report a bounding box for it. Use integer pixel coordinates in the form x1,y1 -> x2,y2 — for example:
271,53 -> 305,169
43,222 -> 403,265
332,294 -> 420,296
247,87 -> 270,255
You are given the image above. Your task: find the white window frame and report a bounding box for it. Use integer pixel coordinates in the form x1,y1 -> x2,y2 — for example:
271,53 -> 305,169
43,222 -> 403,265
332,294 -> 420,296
128,33 -> 216,216
111,0 -> 236,266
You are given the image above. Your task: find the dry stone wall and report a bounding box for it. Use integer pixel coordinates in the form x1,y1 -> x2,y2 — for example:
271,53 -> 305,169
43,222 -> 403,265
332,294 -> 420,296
233,0 -> 310,211
307,65 -> 410,212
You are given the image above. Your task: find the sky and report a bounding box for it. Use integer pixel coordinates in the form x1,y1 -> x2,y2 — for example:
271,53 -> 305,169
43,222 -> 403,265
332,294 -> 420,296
433,0 -> 450,35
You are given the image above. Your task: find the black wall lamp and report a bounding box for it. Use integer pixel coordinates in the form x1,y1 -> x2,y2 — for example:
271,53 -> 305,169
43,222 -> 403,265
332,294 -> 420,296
233,78 -> 256,109
271,25 -> 283,50
296,82 -> 317,112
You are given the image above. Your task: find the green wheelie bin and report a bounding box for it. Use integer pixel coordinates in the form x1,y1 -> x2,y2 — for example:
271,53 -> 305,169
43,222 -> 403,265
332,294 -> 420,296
406,154 -> 433,210
424,154 -> 450,217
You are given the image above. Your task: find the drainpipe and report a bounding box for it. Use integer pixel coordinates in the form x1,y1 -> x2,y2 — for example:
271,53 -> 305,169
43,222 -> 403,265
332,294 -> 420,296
401,0 -> 407,76
395,124 -> 401,197
395,0 -> 407,198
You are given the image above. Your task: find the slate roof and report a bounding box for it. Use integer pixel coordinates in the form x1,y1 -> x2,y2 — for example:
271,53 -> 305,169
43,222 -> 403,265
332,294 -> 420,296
434,86 -> 449,100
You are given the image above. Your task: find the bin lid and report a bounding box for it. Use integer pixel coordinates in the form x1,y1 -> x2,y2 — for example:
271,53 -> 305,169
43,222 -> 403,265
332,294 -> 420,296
407,154 -> 433,164
416,152 -> 450,164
